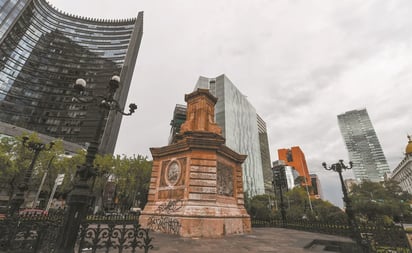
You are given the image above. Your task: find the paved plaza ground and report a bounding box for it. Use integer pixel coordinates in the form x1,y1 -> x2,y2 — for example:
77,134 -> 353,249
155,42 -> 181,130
148,228 -> 356,253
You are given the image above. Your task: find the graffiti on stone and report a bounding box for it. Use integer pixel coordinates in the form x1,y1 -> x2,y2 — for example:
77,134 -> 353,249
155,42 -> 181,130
156,199 -> 183,214
147,199 -> 183,235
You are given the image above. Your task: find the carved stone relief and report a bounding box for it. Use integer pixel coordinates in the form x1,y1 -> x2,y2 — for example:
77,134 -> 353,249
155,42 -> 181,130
217,162 -> 234,197
166,161 -> 180,186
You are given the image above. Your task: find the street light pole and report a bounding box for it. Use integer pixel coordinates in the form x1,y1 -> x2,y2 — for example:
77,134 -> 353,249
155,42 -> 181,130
322,160 -> 364,249
9,137 -> 54,216
32,156 -> 55,208
272,162 -> 287,227
56,75 -> 137,253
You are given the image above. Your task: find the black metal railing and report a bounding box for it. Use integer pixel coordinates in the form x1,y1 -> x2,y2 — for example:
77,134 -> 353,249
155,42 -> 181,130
252,218 -> 352,237
0,213 -> 63,253
252,218 -> 411,252
358,223 -> 411,253
78,214 -> 153,253
0,213 -> 153,253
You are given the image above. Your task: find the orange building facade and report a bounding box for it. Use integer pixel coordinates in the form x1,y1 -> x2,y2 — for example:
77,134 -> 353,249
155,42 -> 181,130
278,146 -> 312,188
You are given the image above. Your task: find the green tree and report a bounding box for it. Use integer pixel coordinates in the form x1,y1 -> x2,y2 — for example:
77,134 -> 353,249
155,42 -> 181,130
350,180 -> 412,223
311,199 -> 347,223
45,148 -> 85,199
0,134 -> 153,212
0,136 -> 20,202
91,153 -> 152,213
113,154 -> 152,211
282,187 -> 346,222
283,187 -> 308,219
248,194 -> 275,220
0,133 -> 71,207
247,189 -> 346,222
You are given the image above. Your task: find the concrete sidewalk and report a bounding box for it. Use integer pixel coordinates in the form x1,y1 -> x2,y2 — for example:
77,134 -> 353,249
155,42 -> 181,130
148,228 -> 355,253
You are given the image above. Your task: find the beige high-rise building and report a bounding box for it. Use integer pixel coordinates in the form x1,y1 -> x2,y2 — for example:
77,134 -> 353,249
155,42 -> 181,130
390,136 -> 412,193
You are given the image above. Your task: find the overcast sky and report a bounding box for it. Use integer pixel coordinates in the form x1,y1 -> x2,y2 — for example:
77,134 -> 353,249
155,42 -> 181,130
49,0 -> 412,207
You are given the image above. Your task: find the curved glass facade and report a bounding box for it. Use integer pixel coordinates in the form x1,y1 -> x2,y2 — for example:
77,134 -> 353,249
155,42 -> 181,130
0,0 -> 143,153
0,0 -> 30,40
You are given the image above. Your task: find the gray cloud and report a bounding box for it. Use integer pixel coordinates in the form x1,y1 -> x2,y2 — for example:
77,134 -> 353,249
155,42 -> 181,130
49,0 -> 412,207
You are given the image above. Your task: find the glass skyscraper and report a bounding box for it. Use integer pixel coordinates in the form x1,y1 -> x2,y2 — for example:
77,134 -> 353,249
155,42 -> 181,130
0,0 -> 143,154
169,75 -> 271,196
337,108 -> 390,182
257,114 -> 273,194
194,74 -> 268,197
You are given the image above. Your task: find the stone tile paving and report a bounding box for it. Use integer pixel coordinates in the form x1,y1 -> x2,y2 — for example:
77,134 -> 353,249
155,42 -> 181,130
149,228 -> 355,253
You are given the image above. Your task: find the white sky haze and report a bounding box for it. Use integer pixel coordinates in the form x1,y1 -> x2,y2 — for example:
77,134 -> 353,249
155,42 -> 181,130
49,0 -> 412,207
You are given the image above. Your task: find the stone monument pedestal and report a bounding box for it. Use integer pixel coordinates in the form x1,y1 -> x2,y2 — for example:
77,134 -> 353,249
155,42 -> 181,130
140,89 -> 251,237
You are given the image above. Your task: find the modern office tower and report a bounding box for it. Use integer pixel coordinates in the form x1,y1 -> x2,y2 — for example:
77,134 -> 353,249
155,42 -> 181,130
390,136 -> 412,194
168,104 -> 187,145
310,174 -> 323,199
278,146 -> 312,188
0,0 -> 143,154
169,74 -> 269,197
257,115 -> 273,194
337,109 -> 390,182
284,166 -> 300,190
272,160 -> 300,191
195,75 -> 269,197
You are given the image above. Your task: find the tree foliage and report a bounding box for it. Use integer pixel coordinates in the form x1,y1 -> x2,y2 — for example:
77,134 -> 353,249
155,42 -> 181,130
246,187 -> 346,222
0,134 -> 64,199
283,187 -> 346,222
248,194 -> 275,220
0,134 -> 152,212
93,154 -> 152,212
350,180 -> 412,222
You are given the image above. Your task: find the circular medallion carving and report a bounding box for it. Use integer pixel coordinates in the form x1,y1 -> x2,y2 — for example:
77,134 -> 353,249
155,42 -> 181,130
166,161 -> 181,186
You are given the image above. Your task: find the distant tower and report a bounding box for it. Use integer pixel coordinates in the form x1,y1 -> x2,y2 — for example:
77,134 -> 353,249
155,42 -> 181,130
278,146 -> 312,188
310,174 -> 323,199
168,104 -> 187,144
272,160 -> 300,190
337,109 -> 390,182
257,115 -> 273,194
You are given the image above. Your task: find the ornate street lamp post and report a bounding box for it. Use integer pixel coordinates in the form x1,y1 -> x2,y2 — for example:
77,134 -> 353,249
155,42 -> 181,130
56,75 -> 137,253
9,137 -> 54,216
322,160 -> 364,249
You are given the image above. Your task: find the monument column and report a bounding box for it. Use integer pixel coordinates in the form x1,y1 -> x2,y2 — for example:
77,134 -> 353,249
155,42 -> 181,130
140,88 -> 251,237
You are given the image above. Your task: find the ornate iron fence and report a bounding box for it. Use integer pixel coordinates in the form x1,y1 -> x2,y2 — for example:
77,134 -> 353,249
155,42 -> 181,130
78,214 -> 153,253
0,213 -> 153,253
359,223 -> 411,253
252,218 -> 411,253
0,213 -> 63,253
252,218 -> 352,237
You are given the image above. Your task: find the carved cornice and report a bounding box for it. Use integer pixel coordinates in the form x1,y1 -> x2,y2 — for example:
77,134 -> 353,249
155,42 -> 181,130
150,131 -> 245,163
184,88 -> 218,104
150,141 -> 190,158
217,145 -> 247,164
151,131 -> 223,157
